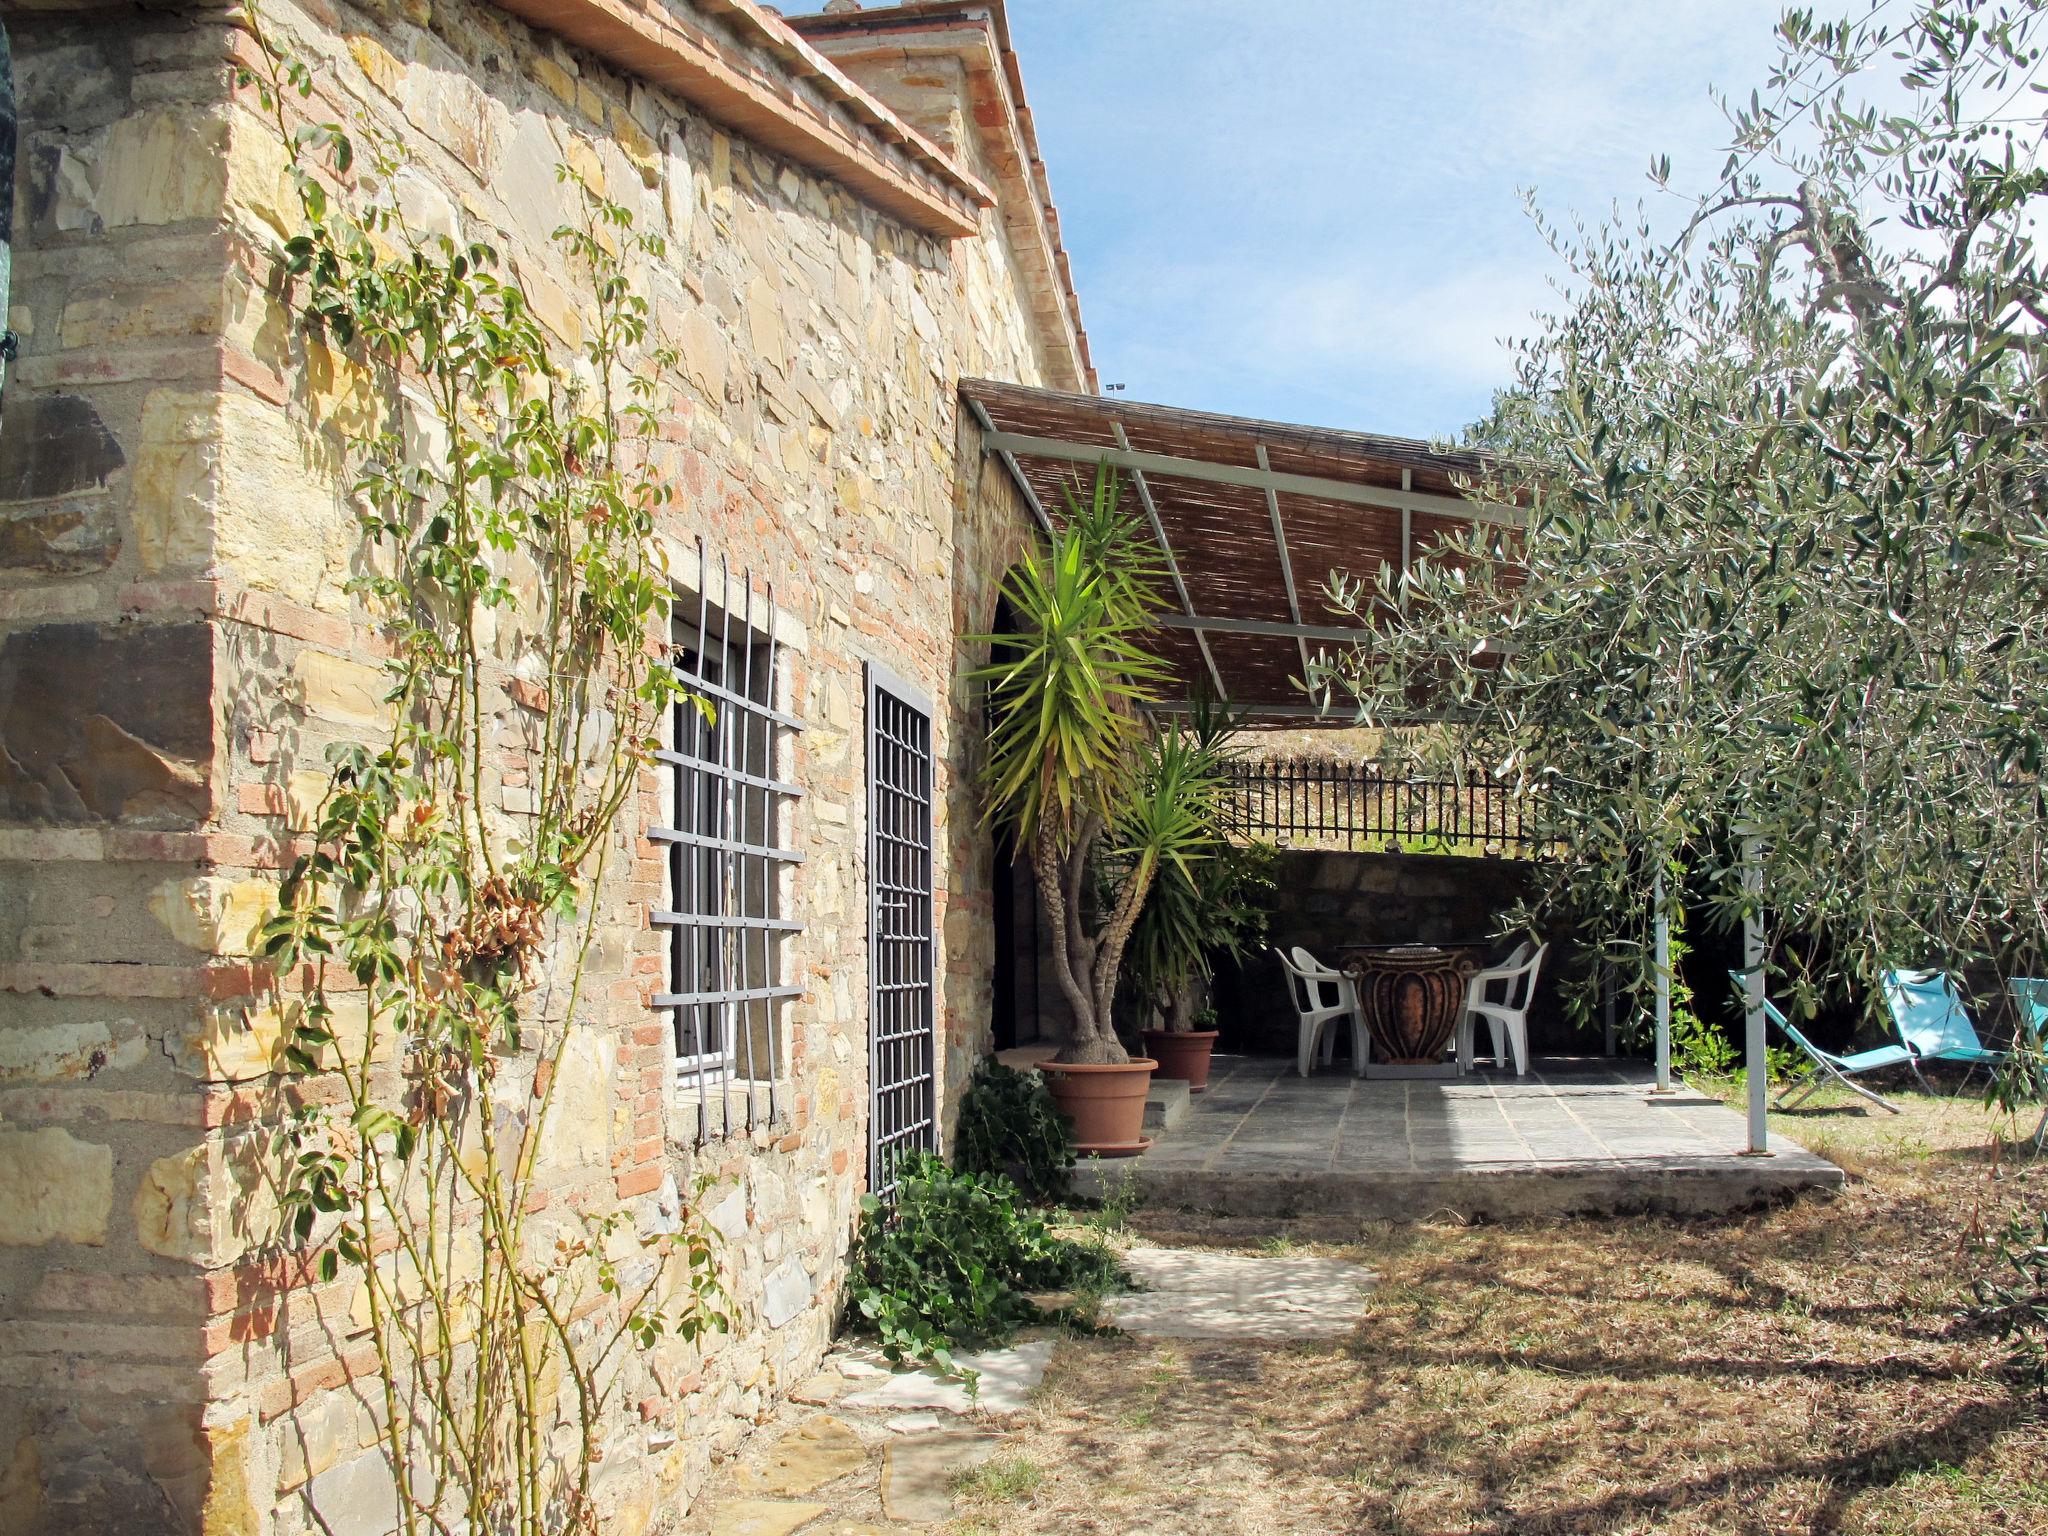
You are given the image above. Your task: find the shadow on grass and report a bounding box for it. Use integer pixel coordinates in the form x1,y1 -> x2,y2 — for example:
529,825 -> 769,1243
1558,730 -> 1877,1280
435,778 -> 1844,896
1370,1394 -> 2027,1536
982,1084 -> 2048,1536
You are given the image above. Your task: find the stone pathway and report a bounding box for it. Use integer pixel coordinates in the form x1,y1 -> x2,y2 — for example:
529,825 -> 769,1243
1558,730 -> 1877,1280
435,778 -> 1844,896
838,1339 -> 1053,1415
691,1246 -> 1376,1533
1101,1247 -> 1376,1340
694,1337 -> 1050,1535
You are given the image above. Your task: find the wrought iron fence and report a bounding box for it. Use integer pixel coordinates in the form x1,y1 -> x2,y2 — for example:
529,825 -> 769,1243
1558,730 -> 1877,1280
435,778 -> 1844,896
1224,756 -> 1536,856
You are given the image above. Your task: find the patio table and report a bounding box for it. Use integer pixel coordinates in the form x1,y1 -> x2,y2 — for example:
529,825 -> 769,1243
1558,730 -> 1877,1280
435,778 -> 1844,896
1340,944 -> 1482,1067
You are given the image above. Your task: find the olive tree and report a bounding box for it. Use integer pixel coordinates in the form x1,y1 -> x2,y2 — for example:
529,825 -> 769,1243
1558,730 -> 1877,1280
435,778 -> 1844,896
1321,0 -> 2048,1052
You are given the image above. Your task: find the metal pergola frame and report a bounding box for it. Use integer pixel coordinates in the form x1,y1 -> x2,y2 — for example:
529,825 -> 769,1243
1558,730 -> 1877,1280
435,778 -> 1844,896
964,379 -> 1523,721
973,428 -> 1522,525
963,381 -> 1773,1149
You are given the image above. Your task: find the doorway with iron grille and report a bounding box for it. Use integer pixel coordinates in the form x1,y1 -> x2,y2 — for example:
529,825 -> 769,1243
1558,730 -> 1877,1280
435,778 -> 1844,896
866,663 -> 936,1202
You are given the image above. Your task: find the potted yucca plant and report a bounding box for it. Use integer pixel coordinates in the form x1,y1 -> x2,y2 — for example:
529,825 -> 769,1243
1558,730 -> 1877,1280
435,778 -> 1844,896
1128,759 -> 1276,1095
974,463 -> 1174,1153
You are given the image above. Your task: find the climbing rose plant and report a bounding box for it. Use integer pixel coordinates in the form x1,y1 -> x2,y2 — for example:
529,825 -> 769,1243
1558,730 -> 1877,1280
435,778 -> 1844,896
239,11 -> 723,1533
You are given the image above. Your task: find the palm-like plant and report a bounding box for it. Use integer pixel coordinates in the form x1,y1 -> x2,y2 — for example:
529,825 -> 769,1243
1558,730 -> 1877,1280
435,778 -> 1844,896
1124,703 -> 1275,1032
1105,728 -> 1231,1024
974,463 -> 1169,1064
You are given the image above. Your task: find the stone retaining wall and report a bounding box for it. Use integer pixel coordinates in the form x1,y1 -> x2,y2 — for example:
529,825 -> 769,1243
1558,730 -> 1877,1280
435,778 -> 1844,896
1211,849 -> 1565,1058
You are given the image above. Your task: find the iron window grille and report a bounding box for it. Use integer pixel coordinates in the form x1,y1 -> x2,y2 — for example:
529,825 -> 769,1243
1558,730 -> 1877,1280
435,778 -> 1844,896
866,664 -> 936,1204
652,547 -> 804,1143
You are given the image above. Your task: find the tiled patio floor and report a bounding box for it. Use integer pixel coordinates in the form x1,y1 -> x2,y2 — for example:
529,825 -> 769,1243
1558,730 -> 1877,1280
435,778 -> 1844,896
1082,1054 -> 1844,1221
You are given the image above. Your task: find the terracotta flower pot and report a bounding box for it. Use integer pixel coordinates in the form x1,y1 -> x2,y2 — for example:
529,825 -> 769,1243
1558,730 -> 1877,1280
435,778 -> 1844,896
1141,1029 -> 1219,1093
1037,1058 -> 1156,1157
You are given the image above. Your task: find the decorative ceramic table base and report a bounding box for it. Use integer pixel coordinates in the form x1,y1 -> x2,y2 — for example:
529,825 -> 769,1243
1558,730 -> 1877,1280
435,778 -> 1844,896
1345,945 -> 1479,1070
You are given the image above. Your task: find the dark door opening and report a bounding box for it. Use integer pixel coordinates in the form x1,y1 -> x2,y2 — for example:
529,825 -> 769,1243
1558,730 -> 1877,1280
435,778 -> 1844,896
985,595 -> 1038,1051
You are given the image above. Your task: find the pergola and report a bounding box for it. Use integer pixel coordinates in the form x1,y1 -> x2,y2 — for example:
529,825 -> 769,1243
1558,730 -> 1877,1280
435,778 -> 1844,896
960,379 -> 1520,719
963,380 -> 1778,1152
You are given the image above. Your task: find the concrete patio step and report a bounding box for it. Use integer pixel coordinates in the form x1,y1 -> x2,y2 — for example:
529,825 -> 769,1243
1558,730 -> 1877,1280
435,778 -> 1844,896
1143,1077 -> 1191,1132
1080,1155 -> 1843,1222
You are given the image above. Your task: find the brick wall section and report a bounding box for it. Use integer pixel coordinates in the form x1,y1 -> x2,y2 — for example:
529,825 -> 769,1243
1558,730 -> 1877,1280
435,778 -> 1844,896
0,1 -> 1050,1531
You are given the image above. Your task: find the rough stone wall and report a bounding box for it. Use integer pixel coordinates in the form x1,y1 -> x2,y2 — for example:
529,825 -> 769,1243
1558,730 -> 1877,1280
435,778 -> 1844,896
0,11 -> 273,1532
0,1 -> 1046,1531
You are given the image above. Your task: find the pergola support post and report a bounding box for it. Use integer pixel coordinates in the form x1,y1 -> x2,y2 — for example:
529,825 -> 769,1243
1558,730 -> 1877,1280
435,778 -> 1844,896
1255,444 -> 1315,685
1652,868 -> 1673,1093
968,397 -> 1055,539
1115,422 -> 1228,702
1398,470 -> 1413,612
1740,832 -> 1770,1154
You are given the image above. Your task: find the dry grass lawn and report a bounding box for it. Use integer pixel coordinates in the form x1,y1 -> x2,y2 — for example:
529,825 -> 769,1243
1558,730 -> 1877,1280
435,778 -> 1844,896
954,1084 -> 2048,1536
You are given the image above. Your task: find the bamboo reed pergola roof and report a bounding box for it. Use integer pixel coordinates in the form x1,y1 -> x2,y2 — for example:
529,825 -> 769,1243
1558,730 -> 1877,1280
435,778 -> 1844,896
961,380 -> 1523,721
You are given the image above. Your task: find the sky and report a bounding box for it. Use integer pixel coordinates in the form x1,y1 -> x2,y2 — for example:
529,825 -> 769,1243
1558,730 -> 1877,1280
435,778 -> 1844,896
1003,0 -> 1800,439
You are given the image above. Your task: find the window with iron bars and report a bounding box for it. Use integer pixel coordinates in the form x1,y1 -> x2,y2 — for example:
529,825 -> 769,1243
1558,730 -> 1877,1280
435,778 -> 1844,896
651,550 -> 804,1142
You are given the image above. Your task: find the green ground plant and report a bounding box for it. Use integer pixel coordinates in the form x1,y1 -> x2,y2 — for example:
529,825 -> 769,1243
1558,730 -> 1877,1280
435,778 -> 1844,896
1669,1004 -> 1738,1080
1970,1211 -> 2048,1390
1069,1158 -> 1142,1236
953,1455 -> 1045,1504
954,1059 -> 1078,1203
846,1155 -> 1122,1382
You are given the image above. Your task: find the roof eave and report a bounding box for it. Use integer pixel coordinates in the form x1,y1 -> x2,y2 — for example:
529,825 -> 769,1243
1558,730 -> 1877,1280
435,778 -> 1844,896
786,1 -> 1095,392
492,0 -> 994,238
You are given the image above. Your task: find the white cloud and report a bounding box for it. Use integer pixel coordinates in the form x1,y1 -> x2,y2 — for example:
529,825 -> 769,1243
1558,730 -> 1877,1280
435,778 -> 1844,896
1250,261 -> 1557,388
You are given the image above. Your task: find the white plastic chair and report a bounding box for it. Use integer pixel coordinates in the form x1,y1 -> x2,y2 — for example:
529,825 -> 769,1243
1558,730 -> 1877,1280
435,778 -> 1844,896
1292,947 -> 1365,1073
1457,941 -> 1548,1076
1278,947 -> 1368,1078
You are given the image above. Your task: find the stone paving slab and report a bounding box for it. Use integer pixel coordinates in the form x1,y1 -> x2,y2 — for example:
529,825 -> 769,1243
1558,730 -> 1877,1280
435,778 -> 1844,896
879,1431 -> 1002,1523
702,1348 -> 1042,1533
1102,1245 -> 1377,1339
732,1415 -> 868,1498
1076,1054 -> 1844,1220
707,1498 -> 829,1536
836,1338 -> 1052,1415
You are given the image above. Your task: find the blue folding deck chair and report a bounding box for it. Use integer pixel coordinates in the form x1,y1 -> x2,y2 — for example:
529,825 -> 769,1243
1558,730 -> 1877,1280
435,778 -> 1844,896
2004,978 -> 2048,1154
1731,971 -> 1920,1113
1881,970 -> 2005,1084
1881,970 -> 2046,1151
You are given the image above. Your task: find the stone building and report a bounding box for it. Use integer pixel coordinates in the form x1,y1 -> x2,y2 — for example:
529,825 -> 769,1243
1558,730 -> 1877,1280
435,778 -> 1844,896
0,1 -> 1091,1530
